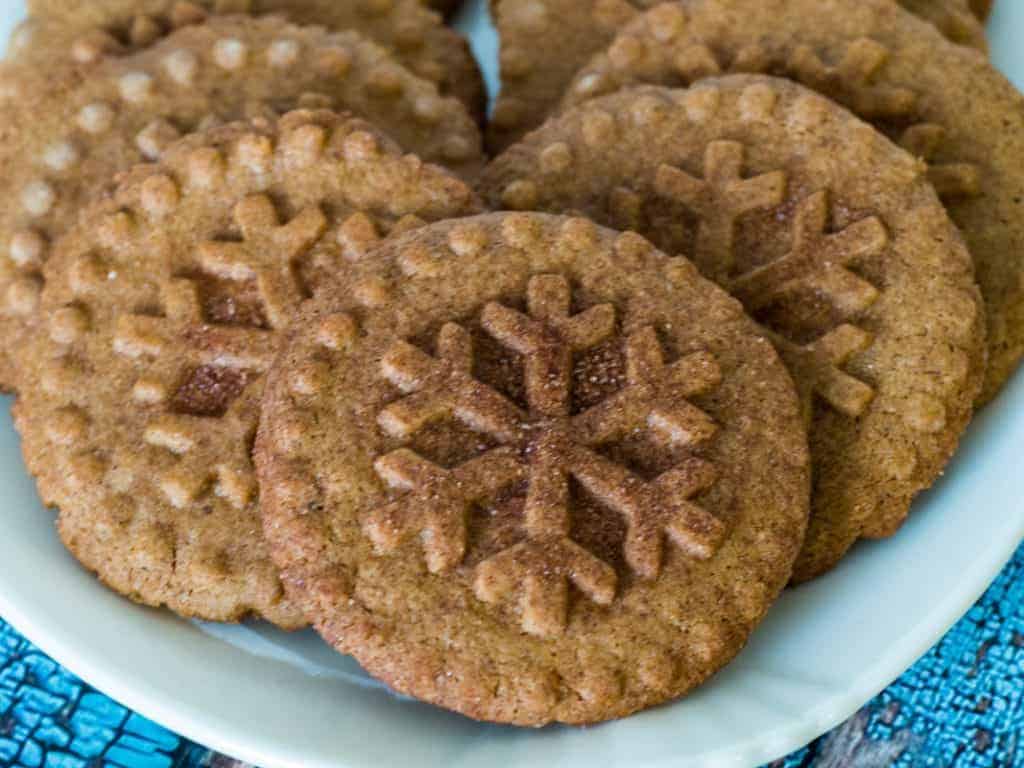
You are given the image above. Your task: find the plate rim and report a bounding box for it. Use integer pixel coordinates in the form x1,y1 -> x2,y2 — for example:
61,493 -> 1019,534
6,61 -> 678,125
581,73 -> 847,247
1,0 -> 1022,766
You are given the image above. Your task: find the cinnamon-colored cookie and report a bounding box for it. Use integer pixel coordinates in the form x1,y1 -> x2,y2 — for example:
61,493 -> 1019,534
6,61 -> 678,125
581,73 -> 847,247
487,0 -> 637,154
486,0 -> 986,153
256,211 -> 810,724
0,15 -> 482,393
563,0 -> 1019,404
13,110 -> 480,625
480,78 -> 985,581
17,0 -> 485,122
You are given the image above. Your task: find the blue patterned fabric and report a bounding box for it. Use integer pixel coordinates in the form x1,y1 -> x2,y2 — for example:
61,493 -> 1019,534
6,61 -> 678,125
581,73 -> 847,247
3,544 -> 1024,768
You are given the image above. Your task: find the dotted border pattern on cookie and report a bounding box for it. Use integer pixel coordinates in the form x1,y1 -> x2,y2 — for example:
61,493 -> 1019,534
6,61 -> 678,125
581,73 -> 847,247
480,78 -> 986,581
0,14 -> 483,393
15,0 -> 486,123
559,0 -> 1019,404
256,211 -> 811,725
487,0 -> 638,153
485,0 -> 987,153
13,109 -> 481,625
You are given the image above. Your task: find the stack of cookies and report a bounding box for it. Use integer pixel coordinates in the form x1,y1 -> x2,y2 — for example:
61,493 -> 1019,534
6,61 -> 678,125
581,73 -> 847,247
0,0 -> 1014,726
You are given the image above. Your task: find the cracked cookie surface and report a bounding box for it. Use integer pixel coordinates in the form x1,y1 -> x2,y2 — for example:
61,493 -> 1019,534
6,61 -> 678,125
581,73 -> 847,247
255,211 -> 809,724
13,109 -> 480,625
480,78 -> 986,580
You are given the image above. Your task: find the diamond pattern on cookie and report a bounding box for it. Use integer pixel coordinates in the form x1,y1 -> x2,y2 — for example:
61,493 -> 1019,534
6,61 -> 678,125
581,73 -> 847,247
367,275 -> 724,636
654,141 -> 786,273
113,276 -> 274,509
111,195 -> 313,512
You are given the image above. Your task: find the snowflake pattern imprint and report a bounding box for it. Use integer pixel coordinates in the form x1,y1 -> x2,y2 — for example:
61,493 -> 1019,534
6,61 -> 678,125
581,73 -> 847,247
365,274 -> 724,636
111,194 -> 325,510
654,141 -> 888,419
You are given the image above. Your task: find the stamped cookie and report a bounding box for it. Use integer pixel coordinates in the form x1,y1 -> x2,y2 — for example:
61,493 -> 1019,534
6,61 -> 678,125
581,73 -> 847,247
486,0 -> 986,153
17,0 -> 485,123
0,15 -> 483,393
481,78 -> 986,581
563,0 -> 1019,404
13,110 -> 480,624
27,0 -> 459,17
255,212 -> 809,724
487,0 -> 638,153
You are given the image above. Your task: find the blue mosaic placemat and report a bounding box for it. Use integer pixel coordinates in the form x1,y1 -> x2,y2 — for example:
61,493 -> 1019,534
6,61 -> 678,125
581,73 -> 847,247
3,543 -> 1024,768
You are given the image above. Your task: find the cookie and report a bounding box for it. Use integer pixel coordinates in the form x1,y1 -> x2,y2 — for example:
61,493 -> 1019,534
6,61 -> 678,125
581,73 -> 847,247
487,0 -> 637,154
17,0 -> 486,123
0,15 -> 483,393
13,109 -> 481,625
898,0 -> 987,50
563,0 -> 1020,404
971,0 -> 993,19
486,0 -> 986,153
255,211 -> 809,724
481,78 -> 986,581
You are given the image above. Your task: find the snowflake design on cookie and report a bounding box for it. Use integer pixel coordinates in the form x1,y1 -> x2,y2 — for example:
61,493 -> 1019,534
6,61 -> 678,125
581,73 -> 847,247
366,274 -> 724,636
112,194 -> 326,510
198,195 -> 327,329
899,123 -> 982,199
728,190 -> 886,317
654,140 -> 786,274
113,276 -> 277,510
784,41 -> 980,201
769,325 -> 876,420
656,141 -> 887,419
786,38 -> 917,120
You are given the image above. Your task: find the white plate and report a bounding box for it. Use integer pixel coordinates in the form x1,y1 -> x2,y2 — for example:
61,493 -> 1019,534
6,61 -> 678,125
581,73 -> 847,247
1,2 -> 1023,766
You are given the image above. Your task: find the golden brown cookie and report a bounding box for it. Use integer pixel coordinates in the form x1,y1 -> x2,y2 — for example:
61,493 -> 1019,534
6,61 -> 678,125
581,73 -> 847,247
486,0 -> 986,153
480,78 -> 986,581
562,0 -> 1019,404
13,109 -> 480,625
0,15 -> 483,393
17,0 -> 485,123
487,0 -> 637,153
256,211 -> 810,724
